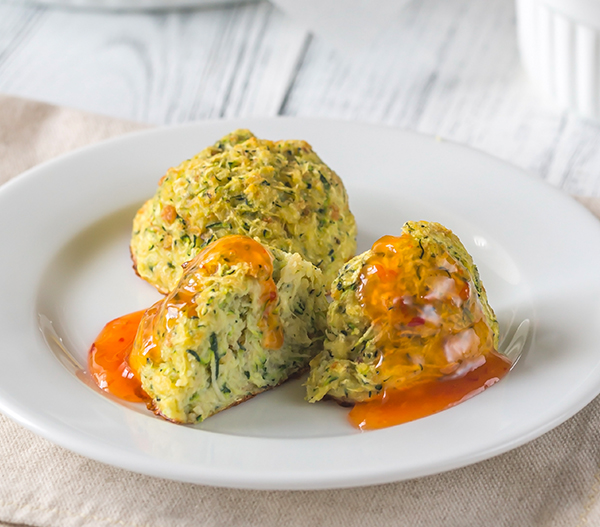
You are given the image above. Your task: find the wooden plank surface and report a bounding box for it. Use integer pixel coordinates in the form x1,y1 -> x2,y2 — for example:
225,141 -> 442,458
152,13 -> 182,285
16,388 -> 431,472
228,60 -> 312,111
0,1 -> 308,121
1,0 -> 600,195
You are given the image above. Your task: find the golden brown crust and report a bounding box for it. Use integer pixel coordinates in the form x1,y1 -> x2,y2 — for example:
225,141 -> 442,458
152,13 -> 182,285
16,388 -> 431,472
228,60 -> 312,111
146,367 -> 309,424
130,246 -> 140,280
323,394 -> 356,408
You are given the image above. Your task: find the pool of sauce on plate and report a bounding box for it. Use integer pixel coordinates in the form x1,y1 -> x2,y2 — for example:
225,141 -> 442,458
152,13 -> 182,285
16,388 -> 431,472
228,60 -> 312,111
89,235 -> 284,401
348,233 -> 511,430
88,309 -> 149,402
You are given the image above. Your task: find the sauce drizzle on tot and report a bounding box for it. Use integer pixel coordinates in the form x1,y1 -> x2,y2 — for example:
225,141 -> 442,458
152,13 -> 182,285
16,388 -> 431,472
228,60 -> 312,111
348,234 -> 511,430
89,235 -> 284,401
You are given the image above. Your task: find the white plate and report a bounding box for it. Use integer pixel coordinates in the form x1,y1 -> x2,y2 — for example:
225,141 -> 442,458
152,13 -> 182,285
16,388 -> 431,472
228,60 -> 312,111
1,119 -> 600,490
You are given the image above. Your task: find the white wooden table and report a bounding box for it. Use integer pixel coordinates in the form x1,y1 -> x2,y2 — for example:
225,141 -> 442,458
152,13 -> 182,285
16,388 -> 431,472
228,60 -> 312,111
1,0 -> 600,196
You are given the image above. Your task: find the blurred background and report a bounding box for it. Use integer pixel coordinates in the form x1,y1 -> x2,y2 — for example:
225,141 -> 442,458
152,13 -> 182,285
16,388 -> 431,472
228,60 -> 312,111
1,0 -> 600,196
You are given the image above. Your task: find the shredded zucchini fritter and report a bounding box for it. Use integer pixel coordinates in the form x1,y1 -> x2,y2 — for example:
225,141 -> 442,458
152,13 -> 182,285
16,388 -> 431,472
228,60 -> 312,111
132,237 -> 327,424
131,129 -> 356,293
306,221 -> 499,404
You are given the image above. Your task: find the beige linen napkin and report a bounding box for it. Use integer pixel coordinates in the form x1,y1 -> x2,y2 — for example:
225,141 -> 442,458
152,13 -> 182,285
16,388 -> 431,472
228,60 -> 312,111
1,93 -> 600,527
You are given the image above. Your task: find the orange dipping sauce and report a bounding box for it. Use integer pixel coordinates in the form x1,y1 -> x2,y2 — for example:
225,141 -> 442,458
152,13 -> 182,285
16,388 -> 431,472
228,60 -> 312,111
88,309 -> 149,402
348,232 -> 509,430
349,351 -> 511,429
